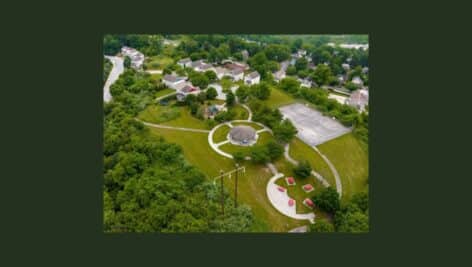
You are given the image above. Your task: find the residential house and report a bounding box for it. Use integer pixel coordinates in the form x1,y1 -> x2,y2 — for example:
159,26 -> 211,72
244,71 -> 260,85
163,74 -> 187,89
352,76 -> 364,86
273,69 -> 286,82
177,58 -> 192,68
298,78 -> 312,88
121,46 -> 144,70
176,84 -> 200,102
190,59 -> 204,70
229,69 -> 244,81
347,89 -> 369,111
195,62 -> 214,72
342,63 -> 350,71
213,67 -> 228,79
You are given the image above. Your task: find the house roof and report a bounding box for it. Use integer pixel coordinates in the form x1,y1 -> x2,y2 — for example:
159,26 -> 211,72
246,71 -> 260,79
231,68 -> 244,75
178,58 -> 191,64
163,74 -> 178,82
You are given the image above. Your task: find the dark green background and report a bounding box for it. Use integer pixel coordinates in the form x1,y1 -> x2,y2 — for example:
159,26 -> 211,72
2,0 -> 470,265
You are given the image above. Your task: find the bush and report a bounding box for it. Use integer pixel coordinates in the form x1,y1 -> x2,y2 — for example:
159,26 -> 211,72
312,187 -> 340,214
233,151 -> 245,162
249,145 -> 270,164
293,160 -> 312,178
266,140 -> 284,160
206,87 -> 218,100
309,219 -> 335,233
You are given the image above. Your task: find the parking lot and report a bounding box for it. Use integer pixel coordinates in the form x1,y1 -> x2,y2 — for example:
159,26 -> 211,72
279,103 -> 351,146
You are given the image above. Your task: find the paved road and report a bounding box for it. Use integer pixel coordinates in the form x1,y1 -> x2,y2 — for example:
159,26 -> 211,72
138,120 -> 210,133
103,56 -> 124,103
288,225 -> 308,233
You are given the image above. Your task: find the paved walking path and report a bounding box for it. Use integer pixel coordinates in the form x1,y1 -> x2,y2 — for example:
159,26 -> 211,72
146,69 -> 163,74
311,146 -> 342,196
240,104 -> 252,121
155,92 -> 177,101
208,123 -> 234,159
215,140 -> 230,147
103,56 -> 124,103
283,144 -> 330,188
138,120 -> 210,133
288,225 -> 308,233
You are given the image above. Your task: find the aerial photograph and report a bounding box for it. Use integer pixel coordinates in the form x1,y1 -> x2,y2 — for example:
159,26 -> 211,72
103,34 -> 369,233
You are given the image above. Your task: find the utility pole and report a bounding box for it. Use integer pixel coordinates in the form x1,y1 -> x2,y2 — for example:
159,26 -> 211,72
220,169 -> 224,216
234,163 -> 239,208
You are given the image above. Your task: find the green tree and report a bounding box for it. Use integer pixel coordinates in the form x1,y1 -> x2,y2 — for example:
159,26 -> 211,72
250,145 -> 270,164
189,72 -> 210,89
295,57 -> 308,71
204,70 -> 217,83
335,210 -> 369,233
226,91 -> 235,107
264,44 -> 291,62
279,77 -> 300,94
286,65 -> 297,76
312,187 -> 340,214
311,64 -> 334,86
236,85 -> 250,102
233,151 -> 245,162
310,219 -> 335,233
124,56 -> 131,68
252,82 -> 271,100
206,87 -> 218,100
266,140 -> 284,161
273,119 -> 297,143
293,160 -> 312,178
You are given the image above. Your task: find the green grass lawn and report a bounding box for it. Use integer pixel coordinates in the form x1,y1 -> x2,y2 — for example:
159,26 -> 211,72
150,73 -> 162,82
147,127 -> 306,232
265,87 -> 296,109
145,55 -> 174,70
229,104 -> 249,120
155,88 -> 175,98
288,137 -> 336,188
231,121 -> 264,130
317,133 -> 369,201
219,131 -> 274,157
212,125 -> 230,143
137,102 -> 210,130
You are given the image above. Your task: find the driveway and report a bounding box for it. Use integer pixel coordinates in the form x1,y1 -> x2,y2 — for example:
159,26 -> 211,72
208,83 -> 239,100
103,56 -> 124,103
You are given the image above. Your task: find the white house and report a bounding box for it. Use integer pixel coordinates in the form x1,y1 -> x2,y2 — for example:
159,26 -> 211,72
342,63 -> 350,70
352,76 -> 364,86
229,69 -> 244,81
176,84 -> 200,102
177,58 -> 192,68
298,78 -> 312,88
190,60 -> 204,70
273,69 -> 286,82
347,89 -> 369,111
244,71 -> 260,85
163,74 -> 187,90
195,63 -> 214,72
213,67 -> 228,79
121,46 -> 144,70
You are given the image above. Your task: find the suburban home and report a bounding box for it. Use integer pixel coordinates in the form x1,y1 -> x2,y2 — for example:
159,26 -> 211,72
244,71 -> 260,85
213,67 -> 228,79
229,69 -> 244,81
177,58 -> 192,68
176,84 -> 200,102
297,49 -> 307,57
298,78 -> 312,88
352,76 -> 364,86
121,46 -> 144,70
273,69 -> 286,82
342,63 -> 350,70
163,74 -> 187,89
224,61 -> 249,71
347,89 -> 369,111
195,63 -> 214,72
190,59 -> 204,70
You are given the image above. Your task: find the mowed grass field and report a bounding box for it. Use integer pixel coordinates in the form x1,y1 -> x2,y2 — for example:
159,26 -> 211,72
147,127 -> 306,232
266,87 -> 296,109
137,103 -> 210,130
145,55 -> 174,70
212,125 -> 230,143
289,137 -> 336,188
317,133 -> 369,201
230,104 -> 249,120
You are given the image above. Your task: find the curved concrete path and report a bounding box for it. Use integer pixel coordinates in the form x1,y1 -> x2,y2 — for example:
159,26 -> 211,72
139,120 -> 210,133
103,56 -> 124,103
208,120 -> 272,160
284,144 -> 330,188
240,104 -> 252,121
311,146 -> 342,196
265,164 -> 315,223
